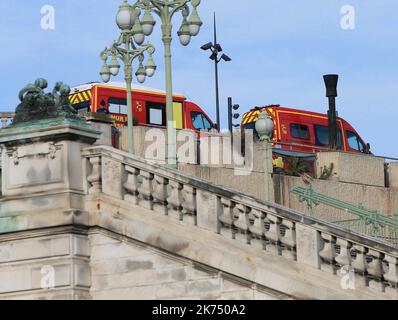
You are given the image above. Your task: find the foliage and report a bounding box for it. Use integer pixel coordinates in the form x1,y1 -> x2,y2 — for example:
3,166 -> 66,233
284,157 -> 311,177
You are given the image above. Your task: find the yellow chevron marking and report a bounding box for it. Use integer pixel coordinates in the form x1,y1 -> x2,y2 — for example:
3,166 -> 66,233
242,112 -> 252,120
70,95 -> 78,104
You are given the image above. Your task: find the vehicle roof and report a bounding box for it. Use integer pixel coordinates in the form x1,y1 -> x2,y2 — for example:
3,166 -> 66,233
244,105 -> 347,122
69,81 -> 185,98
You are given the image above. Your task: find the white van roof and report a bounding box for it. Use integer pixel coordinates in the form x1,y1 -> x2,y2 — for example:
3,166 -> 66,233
70,81 -> 185,98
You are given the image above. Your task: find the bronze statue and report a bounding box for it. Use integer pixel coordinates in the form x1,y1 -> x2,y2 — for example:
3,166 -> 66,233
18,78 -> 48,102
12,78 -> 80,126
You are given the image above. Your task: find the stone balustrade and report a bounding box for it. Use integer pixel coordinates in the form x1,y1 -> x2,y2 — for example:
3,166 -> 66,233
82,146 -> 398,298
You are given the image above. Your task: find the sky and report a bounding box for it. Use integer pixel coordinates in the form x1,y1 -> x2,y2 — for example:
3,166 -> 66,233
0,0 -> 397,157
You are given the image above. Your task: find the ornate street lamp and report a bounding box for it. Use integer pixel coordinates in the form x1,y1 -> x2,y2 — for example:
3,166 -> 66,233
100,0 -> 157,154
255,109 -> 275,202
201,13 -> 232,131
132,0 -> 203,168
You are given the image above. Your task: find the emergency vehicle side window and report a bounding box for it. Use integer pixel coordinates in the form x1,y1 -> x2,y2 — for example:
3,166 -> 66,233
347,131 -> 366,152
290,124 -> 309,140
191,112 -> 212,130
314,125 -> 342,149
147,102 -> 166,126
108,98 -> 127,115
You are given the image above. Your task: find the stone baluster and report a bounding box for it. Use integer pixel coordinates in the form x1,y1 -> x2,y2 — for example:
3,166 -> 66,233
335,238 -> 352,268
279,219 -> 296,261
264,213 -> 281,256
167,180 -> 183,220
137,170 -> 154,210
366,249 -> 385,292
123,165 -> 140,205
87,157 -> 102,194
181,185 -> 197,225
232,204 -> 250,245
351,244 -> 368,287
218,198 -> 234,238
384,254 -> 398,297
248,209 -> 265,250
319,233 -> 336,274
152,175 -> 168,215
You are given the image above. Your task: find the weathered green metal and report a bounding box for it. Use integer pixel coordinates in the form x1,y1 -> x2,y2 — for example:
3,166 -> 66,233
12,79 -> 80,126
135,0 -> 202,168
290,185 -> 398,244
101,10 -> 156,154
256,110 -> 274,203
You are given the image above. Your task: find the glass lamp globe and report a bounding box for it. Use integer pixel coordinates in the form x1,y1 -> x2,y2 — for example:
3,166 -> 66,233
132,22 -> 145,45
255,110 -> 275,140
116,2 -> 134,30
177,22 -> 191,46
145,56 -> 156,77
100,63 -> 111,83
136,74 -> 146,84
101,72 -> 111,83
136,65 -> 147,84
188,8 -> 202,36
141,10 -> 156,36
146,66 -> 156,77
108,55 -> 120,76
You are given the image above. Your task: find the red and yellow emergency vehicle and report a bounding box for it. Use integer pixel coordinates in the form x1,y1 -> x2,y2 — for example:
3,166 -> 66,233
242,105 -> 370,154
242,105 -> 371,174
68,82 -> 216,131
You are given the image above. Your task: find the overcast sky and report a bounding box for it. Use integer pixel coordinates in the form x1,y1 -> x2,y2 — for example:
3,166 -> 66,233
0,0 -> 397,156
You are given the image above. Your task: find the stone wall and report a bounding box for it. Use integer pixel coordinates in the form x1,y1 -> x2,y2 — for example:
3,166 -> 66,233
0,230 -> 91,300
89,232 -> 279,300
274,175 -> 398,222
316,152 -> 385,187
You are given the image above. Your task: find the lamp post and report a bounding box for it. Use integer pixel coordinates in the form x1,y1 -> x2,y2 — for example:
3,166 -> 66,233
132,0 -> 202,168
100,0 -> 157,154
323,74 -> 339,150
201,13 -> 231,131
255,109 -> 275,202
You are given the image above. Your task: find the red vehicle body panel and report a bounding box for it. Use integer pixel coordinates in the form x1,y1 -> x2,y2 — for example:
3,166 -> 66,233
242,106 -> 368,154
69,83 -> 215,132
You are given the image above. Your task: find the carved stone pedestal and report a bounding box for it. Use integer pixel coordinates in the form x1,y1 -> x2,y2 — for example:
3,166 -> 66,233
0,119 -> 100,299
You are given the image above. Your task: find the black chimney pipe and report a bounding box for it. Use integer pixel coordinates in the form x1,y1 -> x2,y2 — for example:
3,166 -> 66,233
323,74 -> 339,150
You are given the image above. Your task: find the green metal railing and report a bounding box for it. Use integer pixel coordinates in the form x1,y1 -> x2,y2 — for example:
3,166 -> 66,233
290,185 -> 398,245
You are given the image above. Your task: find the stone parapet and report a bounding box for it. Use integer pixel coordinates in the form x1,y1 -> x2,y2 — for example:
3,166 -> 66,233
316,151 -> 385,187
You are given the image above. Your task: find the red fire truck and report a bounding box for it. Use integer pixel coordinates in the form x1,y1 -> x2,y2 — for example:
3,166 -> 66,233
242,105 -> 370,154
242,105 -> 371,174
68,82 -> 216,131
